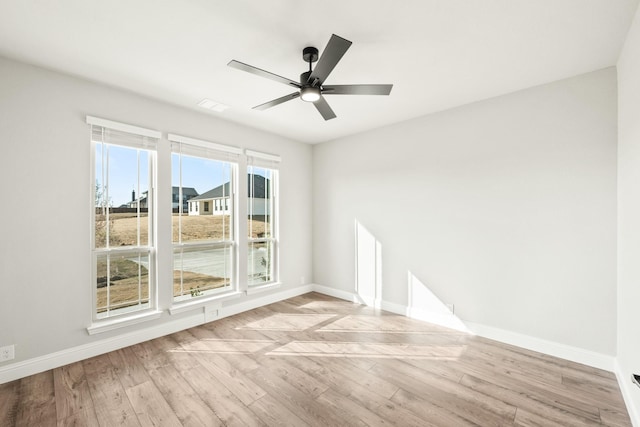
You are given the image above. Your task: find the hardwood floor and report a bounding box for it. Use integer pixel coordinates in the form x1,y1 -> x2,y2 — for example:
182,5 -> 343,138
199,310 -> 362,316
0,292 -> 632,426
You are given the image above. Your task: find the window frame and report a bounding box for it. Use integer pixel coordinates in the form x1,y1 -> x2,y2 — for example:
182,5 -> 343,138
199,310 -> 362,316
247,153 -> 279,288
169,133 -> 242,306
88,116 -> 160,325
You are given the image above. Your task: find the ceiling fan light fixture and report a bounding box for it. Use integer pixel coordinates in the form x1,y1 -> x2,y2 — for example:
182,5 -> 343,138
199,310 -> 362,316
300,86 -> 321,102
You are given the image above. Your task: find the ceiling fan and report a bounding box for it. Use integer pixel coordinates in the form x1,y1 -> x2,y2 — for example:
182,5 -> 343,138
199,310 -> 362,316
228,34 -> 393,121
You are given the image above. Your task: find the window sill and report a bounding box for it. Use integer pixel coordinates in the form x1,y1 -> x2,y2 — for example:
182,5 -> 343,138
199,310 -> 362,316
87,310 -> 163,335
169,291 -> 243,315
246,282 -> 281,295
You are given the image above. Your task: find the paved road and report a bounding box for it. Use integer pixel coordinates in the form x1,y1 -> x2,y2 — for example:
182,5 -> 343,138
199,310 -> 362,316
178,247 -> 268,278
131,247 -> 268,279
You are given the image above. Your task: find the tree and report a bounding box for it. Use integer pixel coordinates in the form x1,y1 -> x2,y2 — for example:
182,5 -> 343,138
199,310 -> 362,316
95,180 -> 112,209
95,181 -> 113,246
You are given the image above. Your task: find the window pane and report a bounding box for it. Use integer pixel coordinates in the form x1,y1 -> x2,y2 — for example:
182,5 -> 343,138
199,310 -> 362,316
96,252 -> 150,317
95,143 -> 107,248
247,168 -> 272,238
173,246 -> 232,300
248,241 -> 273,285
138,151 -> 149,247
106,210 -> 149,247
91,122 -> 156,321
172,154 -> 233,243
95,144 -> 150,248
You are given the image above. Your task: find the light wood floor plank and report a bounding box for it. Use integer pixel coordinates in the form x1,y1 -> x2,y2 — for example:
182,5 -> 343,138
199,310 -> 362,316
15,371 -> 57,427
83,354 -> 140,427
108,347 -> 152,389
145,365 -> 223,427
0,380 -> 20,426
53,362 -> 99,427
460,373 -> 603,426
373,361 -> 517,426
246,363 -> 357,427
184,327 -> 267,405
179,365 -> 266,426
315,387 -> 392,426
391,387 -> 479,426
248,394 -> 310,427
0,292 -> 632,426
124,380 -> 182,427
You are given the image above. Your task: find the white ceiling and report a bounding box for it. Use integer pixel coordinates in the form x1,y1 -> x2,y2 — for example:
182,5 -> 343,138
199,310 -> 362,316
0,1 -> 637,144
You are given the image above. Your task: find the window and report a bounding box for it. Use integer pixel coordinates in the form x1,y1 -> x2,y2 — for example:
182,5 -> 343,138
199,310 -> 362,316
89,117 -> 159,320
247,150 -> 279,286
170,134 -> 241,302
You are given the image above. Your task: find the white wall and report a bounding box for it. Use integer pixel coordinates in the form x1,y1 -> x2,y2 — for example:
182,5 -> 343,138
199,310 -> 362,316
617,2 -> 640,421
313,68 -> 618,356
0,56 -> 312,367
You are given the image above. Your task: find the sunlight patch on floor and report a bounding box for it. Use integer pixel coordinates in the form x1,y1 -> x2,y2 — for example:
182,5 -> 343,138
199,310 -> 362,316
267,340 -> 466,360
173,338 -> 274,354
234,313 -> 337,331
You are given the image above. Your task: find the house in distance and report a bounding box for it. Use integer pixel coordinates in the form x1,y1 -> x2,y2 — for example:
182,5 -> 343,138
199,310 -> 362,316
188,174 -> 270,216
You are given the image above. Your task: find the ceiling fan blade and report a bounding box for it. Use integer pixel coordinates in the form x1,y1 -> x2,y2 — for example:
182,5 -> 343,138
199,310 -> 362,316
253,92 -> 300,110
228,60 -> 301,88
308,34 -> 352,86
322,84 -> 393,95
313,96 -> 337,121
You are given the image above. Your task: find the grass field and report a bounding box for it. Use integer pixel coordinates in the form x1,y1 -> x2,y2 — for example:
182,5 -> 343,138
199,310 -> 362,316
96,213 -> 266,313
96,213 -> 266,246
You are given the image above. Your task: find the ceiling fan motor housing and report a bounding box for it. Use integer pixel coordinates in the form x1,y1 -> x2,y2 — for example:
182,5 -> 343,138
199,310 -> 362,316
300,71 -> 312,86
302,46 -> 319,63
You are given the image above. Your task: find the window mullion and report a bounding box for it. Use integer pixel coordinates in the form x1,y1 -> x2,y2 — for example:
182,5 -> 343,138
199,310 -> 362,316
178,144 -> 183,245
105,143 -> 110,248
137,148 -> 141,247
106,253 -> 111,317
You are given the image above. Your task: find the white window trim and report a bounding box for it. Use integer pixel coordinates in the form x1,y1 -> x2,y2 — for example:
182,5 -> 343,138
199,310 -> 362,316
87,310 -> 163,335
245,281 -> 281,295
171,136 -> 240,302
245,149 -> 281,163
88,116 -> 159,328
87,116 -> 161,139
169,291 -> 243,315
247,165 -> 279,287
168,133 -> 242,155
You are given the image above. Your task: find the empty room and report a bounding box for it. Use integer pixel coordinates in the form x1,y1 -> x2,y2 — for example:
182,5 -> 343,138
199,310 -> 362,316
1,1 -> 640,425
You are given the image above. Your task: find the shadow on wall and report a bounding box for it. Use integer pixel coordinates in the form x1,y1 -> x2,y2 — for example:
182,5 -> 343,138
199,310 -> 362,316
355,219 -> 469,333
355,220 -> 382,307
407,272 -> 469,333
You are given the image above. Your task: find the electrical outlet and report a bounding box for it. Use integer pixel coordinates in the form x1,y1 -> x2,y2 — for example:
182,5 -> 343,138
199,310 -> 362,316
0,345 -> 15,362
300,276 -> 306,285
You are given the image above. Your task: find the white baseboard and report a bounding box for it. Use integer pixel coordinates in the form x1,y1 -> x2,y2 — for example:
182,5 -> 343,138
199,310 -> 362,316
220,284 -> 313,318
380,300 -> 407,316
614,359 -> 640,427
0,284 -> 313,384
463,320 -> 614,372
311,285 -> 615,372
312,284 -> 362,303
0,312 -> 204,384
